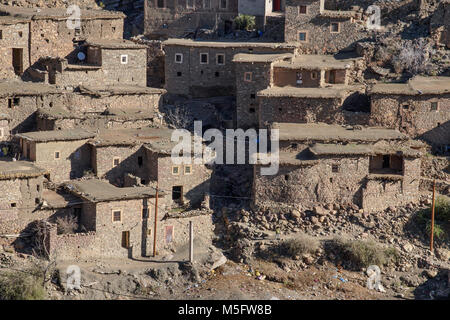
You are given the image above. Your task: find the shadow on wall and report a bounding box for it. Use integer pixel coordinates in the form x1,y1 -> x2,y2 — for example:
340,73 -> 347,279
342,92 -> 370,113
103,146 -> 149,186
420,120 -> 450,155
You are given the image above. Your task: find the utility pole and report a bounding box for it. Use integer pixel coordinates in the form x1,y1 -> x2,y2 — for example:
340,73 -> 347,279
189,221 -> 194,262
153,181 -> 159,257
430,179 -> 436,252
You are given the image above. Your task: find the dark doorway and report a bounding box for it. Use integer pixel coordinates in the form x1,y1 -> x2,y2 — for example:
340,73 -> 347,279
122,231 -> 130,248
382,155 -> 390,169
224,20 -> 232,34
273,0 -> 281,12
172,186 -> 183,202
12,48 -> 23,76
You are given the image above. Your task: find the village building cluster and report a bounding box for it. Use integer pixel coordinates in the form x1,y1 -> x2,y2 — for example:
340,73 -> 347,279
0,0 -> 448,262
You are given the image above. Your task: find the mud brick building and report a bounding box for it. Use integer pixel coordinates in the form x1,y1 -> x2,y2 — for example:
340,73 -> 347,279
0,81 -> 63,134
253,123 -> 425,213
16,129 -> 96,183
144,0 -> 238,38
89,127 -> 212,207
0,5 -> 125,68
369,76 -> 450,151
250,53 -> 367,128
0,16 -> 30,80
0,161 -> 46,234
430,0 -> 450,48
38,40 -> 148,88
163,39 -> 296,98
284,0 -> 366,53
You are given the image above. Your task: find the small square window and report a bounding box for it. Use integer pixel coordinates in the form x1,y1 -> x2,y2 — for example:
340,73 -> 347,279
175,53 -> 183,63
177,71 -> 182,77
250,93 -> 256,99
120,54 -> 128,64
74,28 -> 81,36
402,104 -> 409,109
215,71 -> 220,77
249,107 -> 255,113
332,164 -> 340,173
431,102 -> 438,111
299,5 -> 307,14
311,71 -> 318,80
113,157 -> 120,166
220,0 -> 227,9
299,32 -> 307,42
13,98 -> 20,105
112,210 -> 122,222
200,53 -> 209,64
10,203 -> 16,208
331,22 -> 340,33
172,166 -> 180,175
184,165 -> 192,174
18,31 -> 23,38
54,151 -> 60,159
216,53 -> 225,65
244,72 -> 252,82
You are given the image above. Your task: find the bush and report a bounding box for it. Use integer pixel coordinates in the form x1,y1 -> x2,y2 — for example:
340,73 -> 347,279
329,238 -> 396,270
234,14 -> 256,31
56,215 -> 79,234
0,271 -> 46,300
414,196 -> 449,240
279,235 -> 319,258
392,38 -> 434,75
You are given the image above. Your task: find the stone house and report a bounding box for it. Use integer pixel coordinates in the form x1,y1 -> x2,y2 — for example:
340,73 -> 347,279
43,178 -> 213,260
0,5 -> 125,67
163,39 -> 296,98
249,53 -> 367,128
16,129 -> 96,183
89,128 -> 212,207
39,40 -> 148,88
144,0 -> 238,38
0,160 -> 46,234
430,0 -> 450,49
0,16 -> 30,80
368,76 -> 450,152
284,0 -> 366,53
0,81 -> 63,134
253,123 -> 425,213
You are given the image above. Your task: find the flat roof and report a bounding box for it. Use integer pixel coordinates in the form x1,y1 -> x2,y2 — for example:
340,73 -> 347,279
273,55 -> 356,70
42,189 -> 80,209
89,127 -> 174,147
65,179 -> 162,203
163,39 -> 295,49
0,81 -> 60,97
0,15 -> 30,24
309,143 -> 372,156
318,10 -> 357,19
0,5 -> 125,20
37,106 -> 157,121
273,123 -> 408,142
16,129 -> 96,142
369,76 -> 450,95
0,160 -> 47,180
78,84 -> 166,96
86,39 -> 147,49
258,85 -> 363,98
233,53 -> 293,63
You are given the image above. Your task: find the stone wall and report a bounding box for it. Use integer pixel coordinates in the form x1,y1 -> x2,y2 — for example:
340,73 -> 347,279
369,93 -> 450,147
0,21 -> 30,80
164,43 -> 295,97
284,0 -> 367,53
235,61 -> 272,128
22,139 -> 92,183
0,176 -> 43,234
258,93 -> 370,127
144,0 -> 239,38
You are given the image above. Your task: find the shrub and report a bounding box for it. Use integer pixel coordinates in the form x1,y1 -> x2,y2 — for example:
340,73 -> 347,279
234,14 -> 256,31
329,238 -> 396,270
55,215 -> 79,234
0,271 -> 46,300
414,196 -> 449,240
426,221 -> 445,240
279,235 -> 319,258
392,38 -> 434,75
